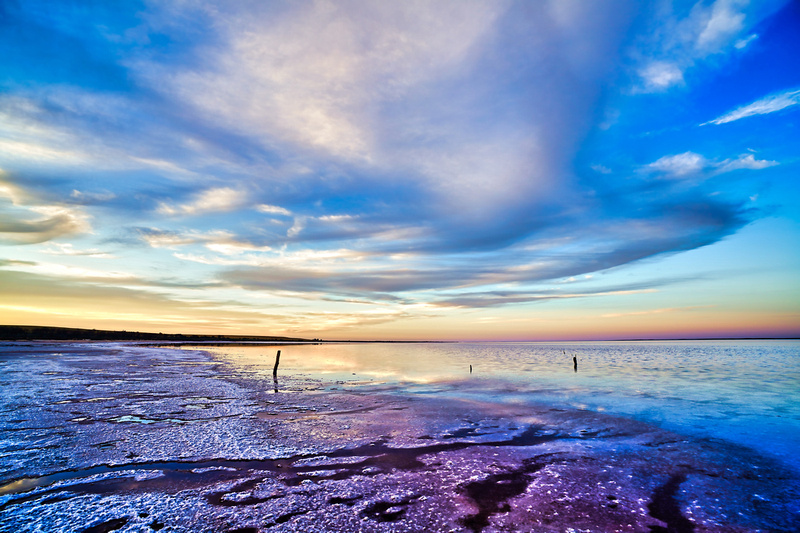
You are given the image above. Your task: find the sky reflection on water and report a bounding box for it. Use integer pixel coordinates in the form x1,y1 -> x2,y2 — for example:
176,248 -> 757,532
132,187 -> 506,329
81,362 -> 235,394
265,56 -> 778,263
194,340 -> 800,471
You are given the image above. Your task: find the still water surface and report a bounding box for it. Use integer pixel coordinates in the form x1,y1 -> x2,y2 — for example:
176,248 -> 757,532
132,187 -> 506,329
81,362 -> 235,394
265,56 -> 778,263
196,340 -> 800,471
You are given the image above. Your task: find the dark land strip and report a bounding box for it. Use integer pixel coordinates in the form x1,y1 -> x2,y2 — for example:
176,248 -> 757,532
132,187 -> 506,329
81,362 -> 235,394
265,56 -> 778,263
0,325 -> 311,343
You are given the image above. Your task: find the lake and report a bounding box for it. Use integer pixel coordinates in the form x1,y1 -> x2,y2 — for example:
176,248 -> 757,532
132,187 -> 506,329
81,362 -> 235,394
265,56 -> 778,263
199,340 -> 800,472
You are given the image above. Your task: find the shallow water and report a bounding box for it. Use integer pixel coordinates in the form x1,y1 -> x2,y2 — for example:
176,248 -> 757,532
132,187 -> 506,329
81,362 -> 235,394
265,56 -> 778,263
199,340 -> 800,471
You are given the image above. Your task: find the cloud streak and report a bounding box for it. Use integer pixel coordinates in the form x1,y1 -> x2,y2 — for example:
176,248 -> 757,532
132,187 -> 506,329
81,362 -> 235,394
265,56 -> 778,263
704,87 -> 800,125
158,187 -> 249,216
645,152 -> 777,179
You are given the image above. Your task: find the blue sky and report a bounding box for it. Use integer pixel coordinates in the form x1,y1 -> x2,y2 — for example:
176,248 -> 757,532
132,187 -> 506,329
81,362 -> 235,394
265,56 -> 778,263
1,0 -> 798,340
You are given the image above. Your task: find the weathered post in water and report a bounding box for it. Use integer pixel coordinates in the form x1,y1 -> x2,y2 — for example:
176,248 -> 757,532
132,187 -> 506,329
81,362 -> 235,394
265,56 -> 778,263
273,350 -> 281,377
573,355 -> 578,372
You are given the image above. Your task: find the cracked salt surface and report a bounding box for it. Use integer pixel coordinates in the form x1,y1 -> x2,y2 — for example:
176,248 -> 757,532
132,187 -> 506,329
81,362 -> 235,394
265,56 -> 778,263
1,341 -> 799,532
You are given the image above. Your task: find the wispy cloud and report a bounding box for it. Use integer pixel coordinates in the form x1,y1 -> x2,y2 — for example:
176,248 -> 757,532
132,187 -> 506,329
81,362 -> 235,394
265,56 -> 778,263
157,187 -> 249,216
0,257 -> 138,285
70,189 -> 116,204
644,152 -> 777,179
432,288 -> 658,309
703,87 -> 800,125
138,228 -> 272,255
715,153 -> 778,173
0,93 -> 171,172
257,204 -> 292,216
41,243 -> 114,258
734,33 -> 758,49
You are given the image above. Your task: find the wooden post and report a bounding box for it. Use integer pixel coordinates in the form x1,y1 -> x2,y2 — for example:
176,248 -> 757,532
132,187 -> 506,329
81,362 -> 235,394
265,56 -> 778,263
469,364 -> 472,374
273,350 -> 281,377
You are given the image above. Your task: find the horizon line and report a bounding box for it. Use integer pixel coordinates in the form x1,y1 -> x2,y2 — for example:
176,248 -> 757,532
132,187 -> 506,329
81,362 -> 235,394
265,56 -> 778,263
1,324 -> 798,344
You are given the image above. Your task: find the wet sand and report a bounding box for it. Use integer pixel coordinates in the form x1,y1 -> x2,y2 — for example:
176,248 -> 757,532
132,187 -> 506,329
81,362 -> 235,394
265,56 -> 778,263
1,342 -> 798,532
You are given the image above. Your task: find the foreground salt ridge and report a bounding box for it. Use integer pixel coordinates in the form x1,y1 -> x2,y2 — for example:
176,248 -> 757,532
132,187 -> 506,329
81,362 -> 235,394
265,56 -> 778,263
0,343 -> 798,532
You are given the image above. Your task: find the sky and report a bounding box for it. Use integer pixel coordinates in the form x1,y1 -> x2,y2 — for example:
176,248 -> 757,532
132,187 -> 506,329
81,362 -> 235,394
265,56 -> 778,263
1,0 -> 799,341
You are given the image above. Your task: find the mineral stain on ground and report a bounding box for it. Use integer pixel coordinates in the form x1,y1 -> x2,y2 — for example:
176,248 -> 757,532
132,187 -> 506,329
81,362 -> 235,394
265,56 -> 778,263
1,342 -> 799,532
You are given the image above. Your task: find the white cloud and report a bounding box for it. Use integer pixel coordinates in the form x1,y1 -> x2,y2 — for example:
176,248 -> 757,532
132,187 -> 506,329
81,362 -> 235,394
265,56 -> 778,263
716,153 -> 778,173
645,151 -> 777,179
173,252 -> 263,267
734,33 -> 758,49
158,187 -> 248,216
71,189 -> 116,203
696,0 -> 746,52
287,217 -> 307,238
639,61 -> 685,91
135,1 -> 633,226
8,261 -> 133,281
174,246 -> 362,268
205,242 -> 272,255
704,87 -> 800,125
41,243 -> 114,258
141,228 -> 243,249
0,138 -> 90,166
632,0 -> 773,93
152,1 -> 505,162
257,204 -> 292,216
141,227 -> 278,257
140,231 -> 200,248
318,214 -> 356,223
646,152 -> 708,177
129,156 -> 197,178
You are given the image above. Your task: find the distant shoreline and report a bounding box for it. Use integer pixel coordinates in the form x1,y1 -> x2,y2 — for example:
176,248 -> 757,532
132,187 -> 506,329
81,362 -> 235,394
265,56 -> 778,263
0,325 -> 434,344
0,325 -> 312,343
0,324 -> 797,343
